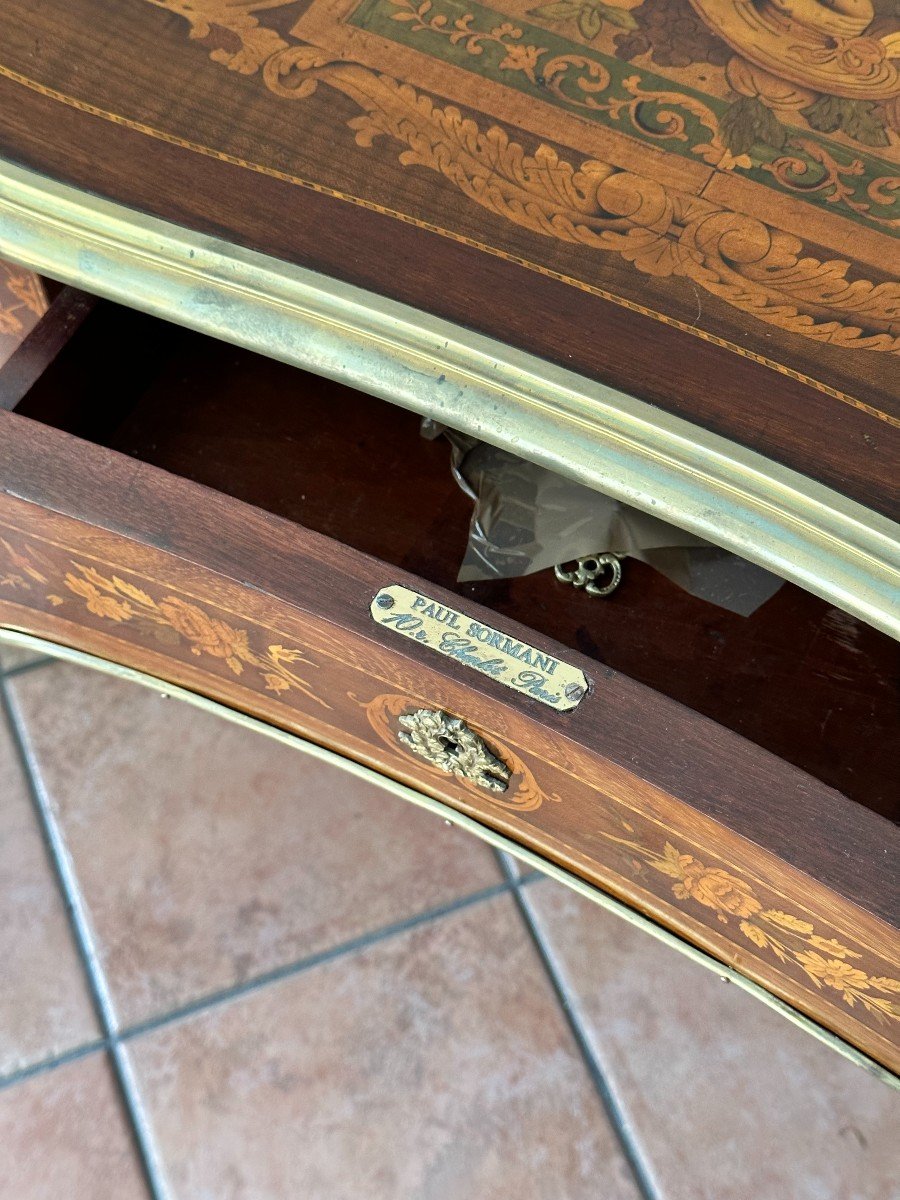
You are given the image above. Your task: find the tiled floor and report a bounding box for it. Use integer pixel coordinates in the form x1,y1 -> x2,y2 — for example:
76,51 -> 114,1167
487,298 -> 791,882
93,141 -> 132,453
0,646 -> 898,1200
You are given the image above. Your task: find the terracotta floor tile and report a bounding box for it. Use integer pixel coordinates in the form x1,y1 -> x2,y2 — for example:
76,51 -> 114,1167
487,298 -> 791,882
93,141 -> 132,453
8,663 -> 502,1027
0,713 -> 98,1075
128,893 -> 641,1200
0,1053 -> 148,1200
527,880 -> 900,1200
0,642 -> 47,673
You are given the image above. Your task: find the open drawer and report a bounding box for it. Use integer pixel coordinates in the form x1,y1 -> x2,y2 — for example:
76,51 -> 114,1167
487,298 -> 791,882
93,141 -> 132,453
1,291 -> 898,1076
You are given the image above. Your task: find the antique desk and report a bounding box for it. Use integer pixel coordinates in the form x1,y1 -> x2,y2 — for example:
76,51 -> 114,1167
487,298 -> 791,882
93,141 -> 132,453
0,0 -> 898,1080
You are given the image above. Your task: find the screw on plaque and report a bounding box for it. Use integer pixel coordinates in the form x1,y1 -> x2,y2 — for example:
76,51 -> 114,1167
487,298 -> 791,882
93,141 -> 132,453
564,682 -> 586,703
376,593 -> 395,609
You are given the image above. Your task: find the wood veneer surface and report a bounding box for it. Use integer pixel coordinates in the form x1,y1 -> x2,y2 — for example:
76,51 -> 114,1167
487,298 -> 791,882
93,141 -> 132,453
0,408 -> 898,1072
17,301 -> 900,820
0,0 -> 897,516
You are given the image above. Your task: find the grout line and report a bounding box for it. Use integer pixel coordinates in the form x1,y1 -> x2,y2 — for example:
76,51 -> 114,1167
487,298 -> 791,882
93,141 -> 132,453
0,1038 -> 109,1093
120,879 -> 514,1041
0,873 -> 516,1088
0,677 -> 170,1200
0,655 -> 54,680
494,850 -> 663,1200
513,866 -> 544,886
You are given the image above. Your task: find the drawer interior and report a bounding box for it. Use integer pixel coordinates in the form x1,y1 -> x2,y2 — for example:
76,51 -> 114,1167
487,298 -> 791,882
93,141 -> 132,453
8,296 -> 899,821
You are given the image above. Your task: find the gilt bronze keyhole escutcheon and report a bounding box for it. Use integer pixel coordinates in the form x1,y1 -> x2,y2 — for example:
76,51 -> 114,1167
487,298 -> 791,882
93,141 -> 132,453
397,708 -> 511,793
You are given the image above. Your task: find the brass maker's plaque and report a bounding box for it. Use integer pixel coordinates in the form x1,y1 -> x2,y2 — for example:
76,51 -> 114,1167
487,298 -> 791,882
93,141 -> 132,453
371,585 -> 588,712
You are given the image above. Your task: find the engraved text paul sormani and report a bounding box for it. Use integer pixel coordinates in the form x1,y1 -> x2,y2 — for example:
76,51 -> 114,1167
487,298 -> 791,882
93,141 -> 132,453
370,585 -> 588,711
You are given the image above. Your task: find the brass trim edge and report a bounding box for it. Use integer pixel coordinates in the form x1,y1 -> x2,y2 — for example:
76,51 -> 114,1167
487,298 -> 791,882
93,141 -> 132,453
1,626 -> 896,1088
0,159 -> 897,638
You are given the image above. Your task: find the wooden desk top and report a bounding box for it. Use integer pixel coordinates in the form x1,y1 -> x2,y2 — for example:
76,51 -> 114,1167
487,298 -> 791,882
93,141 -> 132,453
0,0 -> 897,626
0,4 -> 898,1077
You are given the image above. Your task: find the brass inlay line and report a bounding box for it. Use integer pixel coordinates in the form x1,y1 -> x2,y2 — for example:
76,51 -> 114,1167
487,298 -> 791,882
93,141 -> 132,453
1,61 -> 897,429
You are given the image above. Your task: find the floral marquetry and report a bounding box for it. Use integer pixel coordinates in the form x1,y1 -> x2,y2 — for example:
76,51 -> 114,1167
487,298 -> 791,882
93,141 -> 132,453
147,0 -> 899,353
3,544 -> 328,710
0,500 -> 897,1073
628,838 -> 900,1024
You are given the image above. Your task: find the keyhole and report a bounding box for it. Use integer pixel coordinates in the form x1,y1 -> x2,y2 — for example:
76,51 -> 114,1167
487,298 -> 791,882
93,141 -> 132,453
439,735 -> 462,758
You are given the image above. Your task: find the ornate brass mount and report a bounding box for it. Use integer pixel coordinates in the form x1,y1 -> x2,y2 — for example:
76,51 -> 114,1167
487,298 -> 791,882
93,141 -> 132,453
397,708 -> 511,793
554,553 -> 622,598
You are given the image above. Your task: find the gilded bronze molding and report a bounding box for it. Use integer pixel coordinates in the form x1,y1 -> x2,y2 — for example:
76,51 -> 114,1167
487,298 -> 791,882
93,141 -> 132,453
160,0 -> 898,350
0,159 -> 897,639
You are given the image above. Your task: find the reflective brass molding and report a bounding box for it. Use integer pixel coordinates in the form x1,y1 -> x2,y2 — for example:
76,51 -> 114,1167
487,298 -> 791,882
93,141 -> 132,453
0,159 -> 897,638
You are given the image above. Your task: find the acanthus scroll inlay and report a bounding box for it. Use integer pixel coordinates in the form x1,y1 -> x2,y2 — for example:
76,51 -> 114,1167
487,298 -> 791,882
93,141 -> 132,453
147,0 -> 900,353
